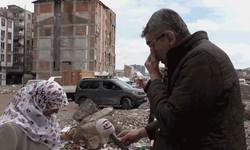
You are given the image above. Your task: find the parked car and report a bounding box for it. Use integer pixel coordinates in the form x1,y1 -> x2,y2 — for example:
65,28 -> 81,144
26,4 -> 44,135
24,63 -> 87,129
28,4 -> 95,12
126,81 -> 138,88
48,76 -> 77,100
75,78 -> 148,109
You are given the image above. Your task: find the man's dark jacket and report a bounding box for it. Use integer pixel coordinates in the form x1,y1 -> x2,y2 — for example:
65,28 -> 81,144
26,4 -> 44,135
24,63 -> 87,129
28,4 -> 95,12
145,31 -> 246,150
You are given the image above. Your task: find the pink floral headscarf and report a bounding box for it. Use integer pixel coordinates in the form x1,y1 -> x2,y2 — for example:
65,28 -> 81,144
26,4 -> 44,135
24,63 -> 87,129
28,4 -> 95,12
0,80 -> 69,150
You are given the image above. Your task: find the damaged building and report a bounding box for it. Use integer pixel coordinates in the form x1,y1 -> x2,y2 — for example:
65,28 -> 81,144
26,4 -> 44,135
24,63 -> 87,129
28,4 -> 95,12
32,0 -> 116,79
0,5 -> 33,85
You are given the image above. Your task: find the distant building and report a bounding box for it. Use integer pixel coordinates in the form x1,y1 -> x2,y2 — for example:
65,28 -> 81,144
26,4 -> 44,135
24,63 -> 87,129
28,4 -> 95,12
124,65 -> 133,78
235,69 -> 250,79
32,0 -> 116,80
0,12 -> 14,85
131,64 -> 145,75
0,5 -> 34,84
115,69 -> 124,77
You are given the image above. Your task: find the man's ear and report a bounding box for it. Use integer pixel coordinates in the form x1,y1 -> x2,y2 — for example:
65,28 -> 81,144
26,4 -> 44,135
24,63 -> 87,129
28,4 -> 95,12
165,31 -> 176,46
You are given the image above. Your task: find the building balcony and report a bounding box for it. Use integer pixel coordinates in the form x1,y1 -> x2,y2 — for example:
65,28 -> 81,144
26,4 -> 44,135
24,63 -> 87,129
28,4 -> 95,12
13,15 -> 25,19
8,67 -> 24,72
13,60 -> 23,64
14,32 -> 24,37
13,43 -> 24,47
13,50 -> 24,54
1,35 -> 4,41
14,23 -> 24,27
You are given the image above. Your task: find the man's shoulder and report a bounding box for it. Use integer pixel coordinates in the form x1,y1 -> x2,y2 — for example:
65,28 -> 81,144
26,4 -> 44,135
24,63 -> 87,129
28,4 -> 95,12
191,39 -> 228,60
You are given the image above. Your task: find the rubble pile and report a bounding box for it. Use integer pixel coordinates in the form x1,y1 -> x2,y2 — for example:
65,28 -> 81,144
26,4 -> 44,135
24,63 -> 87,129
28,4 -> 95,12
1,84 -> 250,149
241,85 -> 250,149
60,99 -> 151,150
0,85 -> 23,94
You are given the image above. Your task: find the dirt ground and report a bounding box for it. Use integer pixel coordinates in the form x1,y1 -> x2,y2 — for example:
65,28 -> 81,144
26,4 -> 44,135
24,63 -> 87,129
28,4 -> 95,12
0,95 -> 13,114
1,84 -> 250,149
0,93 -> 151,149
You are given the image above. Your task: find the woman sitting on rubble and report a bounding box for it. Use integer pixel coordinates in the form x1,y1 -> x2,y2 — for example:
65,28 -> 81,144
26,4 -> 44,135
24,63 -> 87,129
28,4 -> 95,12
0,80 -> 69,150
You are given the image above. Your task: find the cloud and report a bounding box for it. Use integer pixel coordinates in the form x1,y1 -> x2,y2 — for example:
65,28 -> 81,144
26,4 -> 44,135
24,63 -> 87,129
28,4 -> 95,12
105,0 -> 193,69
2,0 -> 249,70
167,2 -> 191,14
189,0 -> 250,32
115,38 -> 149,69
216,43 -> 250,69
187,20 -> 220,32
101,0 -> 130,9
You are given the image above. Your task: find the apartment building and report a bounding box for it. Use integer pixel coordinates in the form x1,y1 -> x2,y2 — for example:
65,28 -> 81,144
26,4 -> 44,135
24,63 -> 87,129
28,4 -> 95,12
0,5 -> 34,84
235,69 -> 250,79
32,0 -> 116,80
0,13 -> 14,85
124,65 -> 133,78
131,64 -> 146,76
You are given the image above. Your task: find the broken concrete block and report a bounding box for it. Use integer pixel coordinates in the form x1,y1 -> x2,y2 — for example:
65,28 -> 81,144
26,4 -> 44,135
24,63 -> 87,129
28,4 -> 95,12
71,108 -> 123,150
74,121 -> 105,150
72,99 -> 99,122
82,107 -> 114,122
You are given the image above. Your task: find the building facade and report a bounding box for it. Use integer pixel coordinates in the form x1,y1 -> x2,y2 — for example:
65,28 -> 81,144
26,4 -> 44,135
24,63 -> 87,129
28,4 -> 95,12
32,0 -> 116,80
115,69 -> 124,77
0,12 -> 14,85
0,5 -> 34,84
235,69 -> 250,79
124,65 -> 133,78
131,64 -> 145,76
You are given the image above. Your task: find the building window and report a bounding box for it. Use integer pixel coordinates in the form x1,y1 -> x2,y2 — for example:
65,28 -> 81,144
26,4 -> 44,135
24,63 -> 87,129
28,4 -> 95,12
7,55 -> 11,62
8,21 -> 12,28
13,13 -> 19,18
8,32 -> 12,40
1,18 -> 5,26
1,30 -> 5,41
28,14 -> 31,20
1,54 -> 4,61
14,48 -> 19,53
3,12 -> 7,17
1,42 -> 4,50
8,44 -> 11,51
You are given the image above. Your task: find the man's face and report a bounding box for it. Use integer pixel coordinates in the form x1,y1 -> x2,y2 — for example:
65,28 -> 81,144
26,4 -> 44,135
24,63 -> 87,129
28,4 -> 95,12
145,33 -> 170,64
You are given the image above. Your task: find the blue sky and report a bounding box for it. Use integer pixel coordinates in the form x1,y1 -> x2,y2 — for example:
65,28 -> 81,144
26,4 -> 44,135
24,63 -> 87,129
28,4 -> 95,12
3,0 -> 250,70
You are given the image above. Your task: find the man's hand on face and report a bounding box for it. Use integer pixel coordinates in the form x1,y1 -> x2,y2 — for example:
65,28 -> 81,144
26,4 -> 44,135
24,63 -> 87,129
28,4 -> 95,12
145,47 -> 162,81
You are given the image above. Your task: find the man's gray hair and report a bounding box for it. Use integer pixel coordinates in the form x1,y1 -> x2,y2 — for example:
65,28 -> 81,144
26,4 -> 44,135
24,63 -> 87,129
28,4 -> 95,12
141,8 -> 190,39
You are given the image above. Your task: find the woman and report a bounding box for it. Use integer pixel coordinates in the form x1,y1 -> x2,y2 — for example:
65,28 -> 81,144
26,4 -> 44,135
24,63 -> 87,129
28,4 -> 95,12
0,80 -> 69,150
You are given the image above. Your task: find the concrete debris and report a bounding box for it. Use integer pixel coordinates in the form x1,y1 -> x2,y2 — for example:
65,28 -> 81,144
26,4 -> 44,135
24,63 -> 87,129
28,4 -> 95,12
82,107 -> 114,122
0,85 -> 23,94
63,105 -> 123,150
1,84 -> 250,149
72,99 -> 99,122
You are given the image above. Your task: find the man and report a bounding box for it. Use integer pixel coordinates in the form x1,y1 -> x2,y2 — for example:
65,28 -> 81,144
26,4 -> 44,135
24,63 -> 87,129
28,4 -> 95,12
161,67 -> 168,85
118,8 -> 246,150
144,67 -> 168,124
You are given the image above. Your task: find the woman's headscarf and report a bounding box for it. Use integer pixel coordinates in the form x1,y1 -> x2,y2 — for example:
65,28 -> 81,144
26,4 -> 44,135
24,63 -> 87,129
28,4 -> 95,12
0,80 -> 69,150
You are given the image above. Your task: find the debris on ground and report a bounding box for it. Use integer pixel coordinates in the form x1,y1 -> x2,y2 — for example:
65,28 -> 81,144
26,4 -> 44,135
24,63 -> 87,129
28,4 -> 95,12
1,84 -> 250,149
